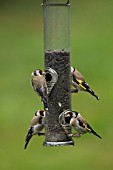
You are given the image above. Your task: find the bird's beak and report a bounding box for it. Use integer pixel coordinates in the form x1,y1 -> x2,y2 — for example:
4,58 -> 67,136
31,72 -> 34,76
42,72 -> 46,75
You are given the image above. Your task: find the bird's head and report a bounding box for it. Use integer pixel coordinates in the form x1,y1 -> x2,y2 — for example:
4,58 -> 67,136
65,111 -> 78,118
39,110 -> 45,117
31,69 -> 44,76
35,110 -> 45,117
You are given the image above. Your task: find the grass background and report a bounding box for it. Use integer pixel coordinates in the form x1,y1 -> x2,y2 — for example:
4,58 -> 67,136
0,0 -> 113,169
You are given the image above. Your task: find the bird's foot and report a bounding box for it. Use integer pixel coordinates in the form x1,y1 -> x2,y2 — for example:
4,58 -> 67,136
72,133 -> 81,138
67,133 -> 73,137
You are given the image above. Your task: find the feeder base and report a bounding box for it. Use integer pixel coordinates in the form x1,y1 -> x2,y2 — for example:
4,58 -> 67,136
43,140 -> 74,146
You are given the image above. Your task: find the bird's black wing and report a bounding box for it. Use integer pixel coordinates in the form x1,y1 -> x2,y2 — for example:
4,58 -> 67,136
87,123 -> 102,139
24,127 -> 33,149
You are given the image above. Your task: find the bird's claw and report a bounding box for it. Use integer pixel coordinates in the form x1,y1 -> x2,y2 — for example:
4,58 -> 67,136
72,133 -> 81,138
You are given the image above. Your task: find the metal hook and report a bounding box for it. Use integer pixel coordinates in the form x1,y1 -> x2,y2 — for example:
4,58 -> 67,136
45,67 -> 58,96
59,109 -> 72,125
59,109 -> 72,138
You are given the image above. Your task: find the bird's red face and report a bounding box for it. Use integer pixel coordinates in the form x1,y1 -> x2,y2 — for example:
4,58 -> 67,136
38,69 -> 43,75
39,110 -> 45,117
37,69 -> 46,76
32,69 -> 43,76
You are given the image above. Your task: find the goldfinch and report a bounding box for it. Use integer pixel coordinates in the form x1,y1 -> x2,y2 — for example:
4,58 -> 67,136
65,111 -> 102,139
24,110 -> 45,149
31,69 -> 48,109
71,67 -> 100,100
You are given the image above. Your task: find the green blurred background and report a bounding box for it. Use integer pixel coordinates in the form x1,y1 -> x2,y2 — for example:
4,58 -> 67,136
0,0 -> 113,169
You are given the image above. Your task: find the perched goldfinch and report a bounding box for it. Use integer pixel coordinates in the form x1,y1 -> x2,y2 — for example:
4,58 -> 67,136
65,111 -> 102,139
71,67 -> 100,100
24,110 -> 45,149
31,69 -> 48,109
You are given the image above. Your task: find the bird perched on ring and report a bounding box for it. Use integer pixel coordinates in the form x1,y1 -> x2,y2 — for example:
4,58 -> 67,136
31,69 -> 48,109
64,111 -> 102,139
71,67 -> 100,100
24,110 -> 45,149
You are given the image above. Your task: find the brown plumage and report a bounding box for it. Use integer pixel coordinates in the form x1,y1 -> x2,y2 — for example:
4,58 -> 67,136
30,110 -> 45,126
31,69 -> 48,109
71,67 -> 100,100
65,111 -> 102,139
72,67 -> 85,81
24,110 -> 45,149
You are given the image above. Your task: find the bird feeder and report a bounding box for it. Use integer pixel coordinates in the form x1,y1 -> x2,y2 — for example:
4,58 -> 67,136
42,0 -> 74,146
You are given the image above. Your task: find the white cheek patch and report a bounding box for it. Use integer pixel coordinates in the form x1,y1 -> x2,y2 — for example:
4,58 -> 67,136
36,70 -> 39,75
72,112 -> 76,117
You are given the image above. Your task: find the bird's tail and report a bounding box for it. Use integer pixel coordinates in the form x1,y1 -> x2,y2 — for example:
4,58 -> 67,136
86,123 -> 102,139
42,98 -> 48,110
24,127 -> 33,149
91,129 -> 102,139
80,81 -> 100,100
87,88 -> 100,100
